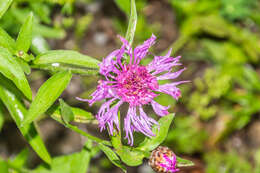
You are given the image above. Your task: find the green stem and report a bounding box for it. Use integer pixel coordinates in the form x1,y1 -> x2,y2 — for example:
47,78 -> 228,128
66,124 -> 103,143
51,114 -> 109,144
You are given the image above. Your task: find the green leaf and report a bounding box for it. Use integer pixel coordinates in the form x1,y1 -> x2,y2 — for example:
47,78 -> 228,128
15,58 -> 31,75
117,146 -> 145,166
11,148 -> 29,168
51,114 -> 104,144
34,25 -> 66,39
125,0 -> 137,45
0,158 -> 8,173
31,35 -> 50,55
33,147 -> 91,173
176,156 -> 194,167
33,50 -> 100,74
137,113 -> 175,152
59,99 -> 74,124
114,0 -> 130,15
0,27 -> 16,53
0,0 -> 13,19
30,2 -> 51,24
16,12 -> 34,54
0,78 -> 51,164
49,105 -> 96,123
22,71 -> 72,126
0,47 -> 32,100
98,143 -> 127,172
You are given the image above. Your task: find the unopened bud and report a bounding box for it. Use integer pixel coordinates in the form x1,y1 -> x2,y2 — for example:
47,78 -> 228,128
18,50 -> 24,57
149,146 -> 179,173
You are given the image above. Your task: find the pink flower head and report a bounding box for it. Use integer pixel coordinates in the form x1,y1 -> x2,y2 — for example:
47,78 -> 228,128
160,154 -> 179,173
77,34 -> 187,145
149,146 -> 179,173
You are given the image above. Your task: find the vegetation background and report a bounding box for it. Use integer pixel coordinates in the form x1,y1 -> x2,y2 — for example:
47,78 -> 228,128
1,0 -> 260,173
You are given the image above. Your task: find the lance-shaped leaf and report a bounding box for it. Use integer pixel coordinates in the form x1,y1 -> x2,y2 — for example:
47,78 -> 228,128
176,156 -> 194,167
117,146 -> 146,166
0,27 -> 16,53
49,104 -> 95,124
114,0 -> 131,15
15,58 -> 31,75
31,35 -> 50,55
59,99 -> 74,124
98,143 -> 127,172
137,114 -> 175,152
0,47 -> 32,100
33,146 -> 91,173
33,50 -> 100,74
0,76 -> 51,164
51,114 -> 105,144
22,71 -> 72,126
11,148 -> 29,168
0,0 -> 13,19
125,0 -> 137,45
16,12 -> 34,54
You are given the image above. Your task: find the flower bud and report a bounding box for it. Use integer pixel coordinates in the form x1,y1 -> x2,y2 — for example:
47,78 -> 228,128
149,146 -> 179,173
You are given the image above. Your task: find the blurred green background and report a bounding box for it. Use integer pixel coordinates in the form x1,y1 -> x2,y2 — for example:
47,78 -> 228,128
1,0 -> 260,173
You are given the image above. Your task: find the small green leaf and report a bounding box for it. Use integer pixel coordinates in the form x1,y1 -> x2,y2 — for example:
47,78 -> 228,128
0,0 -> 13,19
11,148 -> 29,168
51,114 -> 104,144
176,156 -> 194,167
137,113 -> 175,152
0,78 -> 51,164
49,105 -> 96,123
22,71 -> 72,126
34,25 -> 66,39
125,0 -> 137,45
117,146 -> 145,166
34,147 -> 91,173
0,27 -> 16,53
59,99 -> 74,124
16,12 -> 34,54
114,0 -> 130,15
0,47 -> 32,100
98,143 -> 127,172
30,2 -> 51,24
33,50 -> 100,74
15,58 -> 31,75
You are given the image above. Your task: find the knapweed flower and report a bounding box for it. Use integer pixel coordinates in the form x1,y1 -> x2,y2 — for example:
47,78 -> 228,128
77,34 -> 187,145
149,146 -> 179,173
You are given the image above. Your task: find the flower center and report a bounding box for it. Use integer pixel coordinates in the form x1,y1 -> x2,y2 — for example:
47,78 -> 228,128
116,65 -> 158,106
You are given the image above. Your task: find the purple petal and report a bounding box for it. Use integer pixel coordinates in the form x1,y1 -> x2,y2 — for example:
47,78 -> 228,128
151,100 -> 170,116
131,107 -> 155,137
157,68 -> 186,80
98,100 -> 123,135
124,107 -> 134,145
133,34 -> 156,64
139,106 -> 158,127
118,35 -> 131,50
147,48 -> 182,75
77,80 -> 114,106
158,81 -> 189,100
99,50 -> 119,76
96,98 -> 122,133
99,36 -> 131,76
